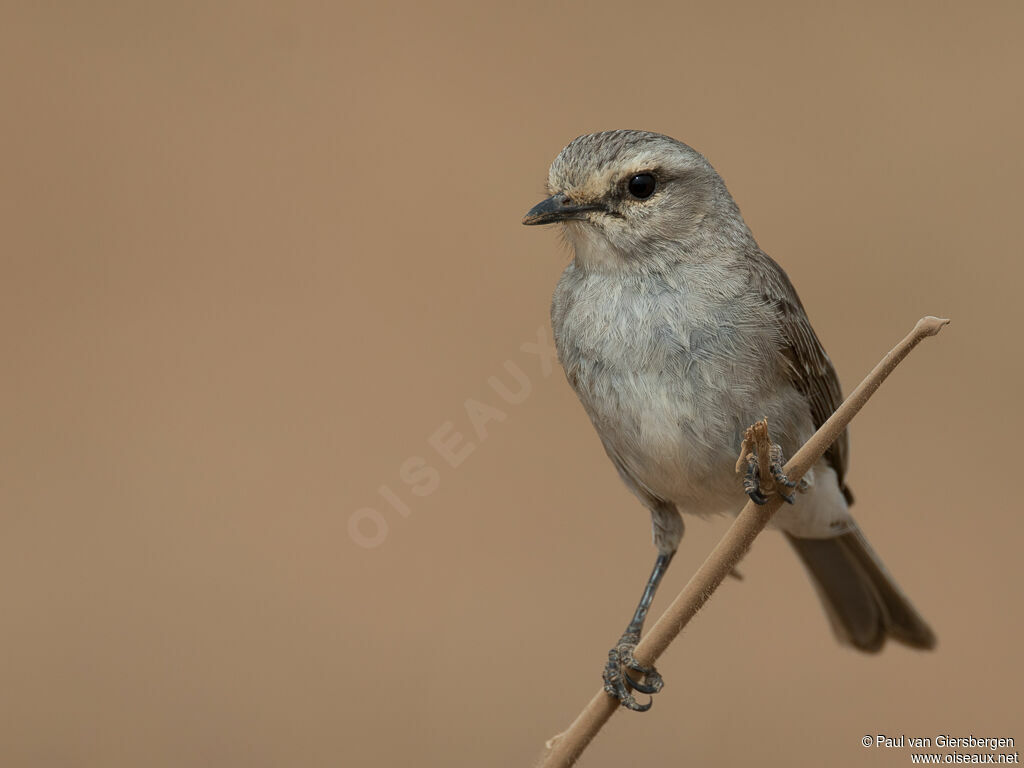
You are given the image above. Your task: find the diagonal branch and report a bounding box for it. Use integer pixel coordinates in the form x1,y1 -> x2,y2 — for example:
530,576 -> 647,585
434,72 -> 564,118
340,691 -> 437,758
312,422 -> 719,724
537,316 -> 950,768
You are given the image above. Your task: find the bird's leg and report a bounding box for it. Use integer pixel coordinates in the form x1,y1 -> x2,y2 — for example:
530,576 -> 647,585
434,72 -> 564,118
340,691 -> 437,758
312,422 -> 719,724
743,441 -> 798,505
603,551 -> 674,712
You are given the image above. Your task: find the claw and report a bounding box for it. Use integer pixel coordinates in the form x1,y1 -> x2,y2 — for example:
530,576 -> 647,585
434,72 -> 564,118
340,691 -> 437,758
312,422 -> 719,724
743,457 -> 769,504
771,464 -> 798,488
742,439 -> 798,505
623,693 -> 653,712
623,670 -> 661,694
621,646 -> 663,690
603,642 -> 664,712
746,488 -> 769,505
604,671 -> 652,711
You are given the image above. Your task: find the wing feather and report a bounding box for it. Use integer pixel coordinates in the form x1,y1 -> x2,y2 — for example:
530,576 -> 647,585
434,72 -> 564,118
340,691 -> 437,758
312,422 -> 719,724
748,251 -> 853,503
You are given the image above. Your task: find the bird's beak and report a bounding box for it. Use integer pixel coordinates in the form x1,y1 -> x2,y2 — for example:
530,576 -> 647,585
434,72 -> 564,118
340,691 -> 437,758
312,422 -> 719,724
522,193 -> 604,226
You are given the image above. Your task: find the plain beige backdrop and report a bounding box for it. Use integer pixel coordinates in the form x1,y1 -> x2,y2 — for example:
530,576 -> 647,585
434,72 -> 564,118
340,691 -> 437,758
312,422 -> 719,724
2,2 -> 1022,766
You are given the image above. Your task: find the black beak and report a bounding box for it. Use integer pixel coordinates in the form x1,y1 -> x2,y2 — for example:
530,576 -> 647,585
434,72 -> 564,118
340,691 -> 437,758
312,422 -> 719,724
522,193 -> 604,226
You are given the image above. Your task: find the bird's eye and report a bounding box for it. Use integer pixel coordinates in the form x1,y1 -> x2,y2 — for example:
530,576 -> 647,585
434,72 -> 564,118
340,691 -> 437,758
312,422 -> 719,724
627,173 -> 657,199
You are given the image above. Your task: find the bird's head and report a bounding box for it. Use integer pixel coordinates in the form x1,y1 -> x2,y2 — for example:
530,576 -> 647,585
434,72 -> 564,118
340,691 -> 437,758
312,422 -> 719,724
523,130 -> 743,271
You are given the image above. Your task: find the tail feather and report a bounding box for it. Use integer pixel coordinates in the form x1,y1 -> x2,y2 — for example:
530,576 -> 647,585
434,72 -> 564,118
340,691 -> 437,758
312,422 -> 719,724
786,525 -> 936,652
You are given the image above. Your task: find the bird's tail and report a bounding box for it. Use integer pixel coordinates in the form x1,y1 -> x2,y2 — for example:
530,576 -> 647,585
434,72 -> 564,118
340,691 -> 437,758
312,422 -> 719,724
785,524 -> 936,652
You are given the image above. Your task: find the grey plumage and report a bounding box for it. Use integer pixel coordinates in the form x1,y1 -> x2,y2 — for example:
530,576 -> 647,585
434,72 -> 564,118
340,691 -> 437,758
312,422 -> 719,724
786,531 -> 936,651
527,130 -> 935,662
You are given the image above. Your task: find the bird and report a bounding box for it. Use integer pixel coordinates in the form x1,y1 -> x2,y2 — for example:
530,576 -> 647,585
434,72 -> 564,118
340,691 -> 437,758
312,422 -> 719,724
522,130 -> 936,712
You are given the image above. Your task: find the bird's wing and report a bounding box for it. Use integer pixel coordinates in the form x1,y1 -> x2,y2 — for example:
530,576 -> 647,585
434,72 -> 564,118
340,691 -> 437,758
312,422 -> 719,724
748,250 -> 853,503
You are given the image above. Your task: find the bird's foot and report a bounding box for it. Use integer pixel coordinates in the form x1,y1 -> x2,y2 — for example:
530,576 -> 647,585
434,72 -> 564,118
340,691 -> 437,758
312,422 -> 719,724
602,632 -> 663,712
743,442 -> 798,505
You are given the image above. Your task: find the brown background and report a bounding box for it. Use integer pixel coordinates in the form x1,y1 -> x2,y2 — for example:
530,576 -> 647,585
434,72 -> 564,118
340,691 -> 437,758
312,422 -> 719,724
2,2 -> 1021,766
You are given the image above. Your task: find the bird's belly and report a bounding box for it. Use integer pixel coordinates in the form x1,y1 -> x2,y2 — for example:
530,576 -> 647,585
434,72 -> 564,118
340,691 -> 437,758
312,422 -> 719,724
576,366 -> 852,537
579,369 -> 745,515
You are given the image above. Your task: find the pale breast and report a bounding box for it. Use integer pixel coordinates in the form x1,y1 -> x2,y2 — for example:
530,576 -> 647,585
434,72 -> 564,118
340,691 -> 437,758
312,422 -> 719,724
552,264 -> 790,513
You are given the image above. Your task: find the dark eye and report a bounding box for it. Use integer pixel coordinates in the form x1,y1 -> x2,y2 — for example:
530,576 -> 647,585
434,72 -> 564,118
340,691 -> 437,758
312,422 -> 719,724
627,173 -> 656,199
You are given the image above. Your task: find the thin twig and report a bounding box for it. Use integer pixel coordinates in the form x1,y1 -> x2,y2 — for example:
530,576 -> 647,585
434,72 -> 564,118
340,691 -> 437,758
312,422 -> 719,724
537,316 -> 949,768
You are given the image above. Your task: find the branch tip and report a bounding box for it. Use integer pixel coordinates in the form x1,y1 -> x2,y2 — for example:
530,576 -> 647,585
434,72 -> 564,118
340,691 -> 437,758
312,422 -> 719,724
916,316 -> 950,337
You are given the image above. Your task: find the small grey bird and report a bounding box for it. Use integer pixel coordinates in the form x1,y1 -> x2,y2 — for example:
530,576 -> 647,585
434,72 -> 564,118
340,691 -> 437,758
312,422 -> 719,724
523,130 -> 935,711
